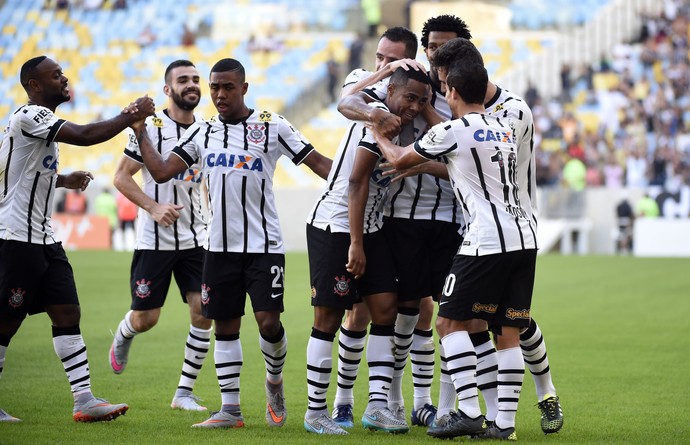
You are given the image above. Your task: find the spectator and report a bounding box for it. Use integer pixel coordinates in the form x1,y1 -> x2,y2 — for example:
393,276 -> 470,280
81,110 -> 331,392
61,189 -> 88,215
525,80 -> 540,109
115,191 -> 137,251
93,188 -> 118,245
181,24 -> 196,47
562,154 -> 587,191
361,0 -> 381,38
635,192 -> 660,218
347,34 -> 364,73
326,55 -> 340,103
615,195 -> 634,254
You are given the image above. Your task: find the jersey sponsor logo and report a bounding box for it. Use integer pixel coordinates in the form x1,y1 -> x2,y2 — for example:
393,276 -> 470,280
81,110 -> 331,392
471,302 -> 498,314
42,155 -> 58,171
201,284 -> 211,305
8,288 -> 25,308
172,168 -> 203,183
135,279 -> 152,299
505,308 -> 530,320
247,124 -> 266,144
206,153 -> 263,172
506,204 -> 529,219
152,117 -> 164,128
259,111 -> 272,122
473,128 -> 514,144
31,108 -> 52,125
493,103 -> 505,113
271,292 -> 283,299
371,167 -> 391,187
333,275 -> 351,297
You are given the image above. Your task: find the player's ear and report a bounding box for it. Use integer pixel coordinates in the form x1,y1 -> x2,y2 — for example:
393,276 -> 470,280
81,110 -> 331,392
163,84 -> 171,97
242,82 -> 248,95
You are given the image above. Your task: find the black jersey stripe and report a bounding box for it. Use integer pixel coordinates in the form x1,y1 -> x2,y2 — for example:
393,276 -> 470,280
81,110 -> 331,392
470,147 -> 505,252
277,134 -> 297,157
432,176 -> 442,219
154,125 -> 164,250
41,175 -> 54,244
223,122 -> 229,149
242,121 -> 249,151
45,119 -> 65,145
387,177 -> 405,218
174,127 -> 201,166
221,173 -> 227,251
263,122 -> 269,153
173,186 -> 180,251
3,137 -> 12,197
260,178 -> 268,253
409,174 -> 423,219
187,187 -> 199,248
241,175 -> 248,253
26,172 -> 40,243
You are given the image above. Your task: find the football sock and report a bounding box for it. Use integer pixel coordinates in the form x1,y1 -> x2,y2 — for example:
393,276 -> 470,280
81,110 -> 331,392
259,323 -> 287,384
437,341 -> 457,417
176,324 -> 212,394
411,328 -> 435,411
366,324 -> 395,410
390,308 -> 418,411
440,331 -> 481,419
333,326 -> 366,408
306,328 -> 334,418
52,326 -> 92,398
495,347 -> 525,430
520,318 -> 557,401
215,333 -> 242,407
116,310 -> 137,341
470,331 -> 499,422
0,334 -> 8,380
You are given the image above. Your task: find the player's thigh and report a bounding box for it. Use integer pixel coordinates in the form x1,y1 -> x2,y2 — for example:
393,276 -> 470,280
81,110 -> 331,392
172,247 -> 204,303
245,253 -> 285,313
383,218 -> 433,300
493,249 -> 537,330
201,251 -> 246,320
359,230 -> 397,297
307,224 -> 359,310
129,250 -> 175,310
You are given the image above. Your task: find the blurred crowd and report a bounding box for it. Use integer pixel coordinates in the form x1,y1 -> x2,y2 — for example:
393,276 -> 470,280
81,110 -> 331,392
530,0 -> 690,191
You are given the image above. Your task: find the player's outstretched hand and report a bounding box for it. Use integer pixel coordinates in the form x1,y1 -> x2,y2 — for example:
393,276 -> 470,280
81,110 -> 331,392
387,58 -> 426,73
151,203 -> 183,227
132,95 -> 155,119
60,171 -> 94,191
379,161 -> 418,182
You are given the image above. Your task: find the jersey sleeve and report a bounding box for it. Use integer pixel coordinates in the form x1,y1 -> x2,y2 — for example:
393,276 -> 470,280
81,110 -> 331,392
342,69 -> 371,89
414,122 -> 457,160
276,115 -> 314,165
362,77 -> 390,102
20,105 -> 66,144
358,102 -> 388,157
171,123 -> 202,167
122,127 -> 143,163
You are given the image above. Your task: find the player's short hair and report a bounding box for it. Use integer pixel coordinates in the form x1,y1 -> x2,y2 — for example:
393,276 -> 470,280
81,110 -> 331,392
420,15 -> 472,49
211,58 -> 245,81
380,27 -> 418,59
446,63 -> 487,105
431,38 -> 484,71
164,59 -> 196,84
390,66 -> 430,88
20,55 -> 48,88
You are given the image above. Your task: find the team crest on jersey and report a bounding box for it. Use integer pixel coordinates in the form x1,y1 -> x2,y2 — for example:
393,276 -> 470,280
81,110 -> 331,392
247,124 -> 266,144
8,288 -> 25,308
135,279 -> 152,299
259,111 -> 272,122
201,284 -> 211,305
333,276 -> 351,297
152,117 -> 164,128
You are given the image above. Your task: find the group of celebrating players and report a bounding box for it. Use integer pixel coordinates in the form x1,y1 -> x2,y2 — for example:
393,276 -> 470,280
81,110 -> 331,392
0,11 -> 563,442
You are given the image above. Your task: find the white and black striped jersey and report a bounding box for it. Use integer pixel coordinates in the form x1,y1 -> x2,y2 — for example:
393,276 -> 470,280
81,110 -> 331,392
123,110 -> 207,251
172,110 -> 314,253
0,104 -> 66,244
307,102 -> 402,234
415,113 -> 538,256
484,86 -> 537,214
342,68 -> 372,91
364,78 -> 461,224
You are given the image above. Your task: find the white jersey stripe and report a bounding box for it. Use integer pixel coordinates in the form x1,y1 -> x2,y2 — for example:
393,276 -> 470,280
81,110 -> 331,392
470,146 -> 506,253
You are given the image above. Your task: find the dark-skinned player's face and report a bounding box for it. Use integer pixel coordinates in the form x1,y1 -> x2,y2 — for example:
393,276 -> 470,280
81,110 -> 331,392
386,78 -> 430,125
209,70 -> 248,120
33,58 -> 70,105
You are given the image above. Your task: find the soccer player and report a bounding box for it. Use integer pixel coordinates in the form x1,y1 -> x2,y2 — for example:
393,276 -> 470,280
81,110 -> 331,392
132,58 -> 332,429
304,67 -> 430,435
335,15 -> 472,428
329,26 -> 424,429
0,55 -> 154,422
373,60 -> 538,441
108,60 -> 212,412
428,37 -> 564,437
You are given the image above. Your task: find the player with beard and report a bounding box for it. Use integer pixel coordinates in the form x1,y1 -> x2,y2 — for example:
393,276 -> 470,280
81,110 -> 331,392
0,55 -> 154,423
108,60 -> 212,412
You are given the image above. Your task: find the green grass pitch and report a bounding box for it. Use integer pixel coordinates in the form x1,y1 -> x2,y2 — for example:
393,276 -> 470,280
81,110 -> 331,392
1,251 -> 689,444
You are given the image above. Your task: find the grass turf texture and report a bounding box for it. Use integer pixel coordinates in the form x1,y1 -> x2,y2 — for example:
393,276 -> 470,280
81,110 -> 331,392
1,252 -> 689,444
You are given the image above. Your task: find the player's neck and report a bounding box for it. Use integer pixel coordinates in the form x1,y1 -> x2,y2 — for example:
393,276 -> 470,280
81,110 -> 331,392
454,102 -> 485,118
484,81 -> 498,104
165,106 -> 195,125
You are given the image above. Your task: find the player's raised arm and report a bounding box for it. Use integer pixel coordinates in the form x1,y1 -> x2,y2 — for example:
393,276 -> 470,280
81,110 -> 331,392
133,121 -> 188,183
55,96 -> 155,146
